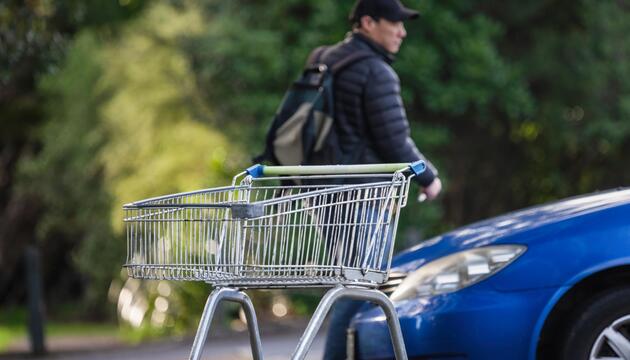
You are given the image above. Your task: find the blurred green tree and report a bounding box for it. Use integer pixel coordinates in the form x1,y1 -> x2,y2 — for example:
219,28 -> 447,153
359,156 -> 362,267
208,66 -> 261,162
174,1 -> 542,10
426,0 -> 630,228
16,32 -> 114,314
14,1 -> 242,319
0,0 -> 146,311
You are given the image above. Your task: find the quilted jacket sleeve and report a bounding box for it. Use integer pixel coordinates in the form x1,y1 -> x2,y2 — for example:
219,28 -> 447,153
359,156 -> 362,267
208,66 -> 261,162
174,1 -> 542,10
363,61 -> 437,186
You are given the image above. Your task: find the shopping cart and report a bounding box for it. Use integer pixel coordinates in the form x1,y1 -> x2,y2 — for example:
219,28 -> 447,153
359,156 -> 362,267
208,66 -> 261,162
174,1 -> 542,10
123,161 -> 426,360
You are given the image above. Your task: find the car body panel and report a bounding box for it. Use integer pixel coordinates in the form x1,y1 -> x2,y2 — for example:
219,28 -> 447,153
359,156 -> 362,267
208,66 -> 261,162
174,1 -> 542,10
353,286 -> 559,360
351,189 -> 630,360
526,257 -> 630,360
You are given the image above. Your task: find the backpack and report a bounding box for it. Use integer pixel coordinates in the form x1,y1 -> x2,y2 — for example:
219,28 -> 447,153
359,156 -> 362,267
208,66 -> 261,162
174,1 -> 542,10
255,46 -> 375,166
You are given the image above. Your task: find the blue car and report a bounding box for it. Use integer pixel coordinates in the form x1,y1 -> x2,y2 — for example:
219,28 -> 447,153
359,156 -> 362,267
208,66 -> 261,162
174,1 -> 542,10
350,188 -> 630,360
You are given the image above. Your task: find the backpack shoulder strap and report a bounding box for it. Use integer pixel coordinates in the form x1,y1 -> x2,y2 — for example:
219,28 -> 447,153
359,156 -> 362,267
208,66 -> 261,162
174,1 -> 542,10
330,50 -> 376,75
306,46 -> 329,66
307,46 -> 375,76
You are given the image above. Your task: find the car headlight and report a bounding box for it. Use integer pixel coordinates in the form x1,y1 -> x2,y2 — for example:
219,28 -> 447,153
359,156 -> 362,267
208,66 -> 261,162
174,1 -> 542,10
390,245 -> 526,302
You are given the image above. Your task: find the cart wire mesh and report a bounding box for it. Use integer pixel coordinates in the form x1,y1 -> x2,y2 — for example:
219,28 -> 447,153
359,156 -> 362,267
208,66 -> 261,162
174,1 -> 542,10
123,166 -> 415,288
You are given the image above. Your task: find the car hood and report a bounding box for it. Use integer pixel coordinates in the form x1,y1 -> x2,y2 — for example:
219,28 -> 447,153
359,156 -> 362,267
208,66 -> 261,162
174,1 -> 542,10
392,188 -> 630,272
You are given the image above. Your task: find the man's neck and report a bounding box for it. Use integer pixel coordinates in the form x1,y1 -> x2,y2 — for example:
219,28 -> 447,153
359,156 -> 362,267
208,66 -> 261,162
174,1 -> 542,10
354,29 -> 378,46
351,31 -> 395,62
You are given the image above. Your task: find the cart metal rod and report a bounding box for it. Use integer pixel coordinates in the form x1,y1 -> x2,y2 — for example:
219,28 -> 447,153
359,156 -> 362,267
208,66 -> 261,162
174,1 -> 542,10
123,203 -> 235,210
246,161 -> 425,177
123,185 -> 245,208
252,173 -> 396,182
189,287 -> 263,360
291,285 -> 408,360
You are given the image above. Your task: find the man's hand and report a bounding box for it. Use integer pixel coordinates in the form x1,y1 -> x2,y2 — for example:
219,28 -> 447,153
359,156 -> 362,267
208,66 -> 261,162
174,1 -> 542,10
419,177 -> 442,202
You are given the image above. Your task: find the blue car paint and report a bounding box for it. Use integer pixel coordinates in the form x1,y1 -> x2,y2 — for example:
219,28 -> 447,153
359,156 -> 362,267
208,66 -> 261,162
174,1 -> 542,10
526,256 -> 630,360
351,189 -> 630,360
354,286 -> 560,360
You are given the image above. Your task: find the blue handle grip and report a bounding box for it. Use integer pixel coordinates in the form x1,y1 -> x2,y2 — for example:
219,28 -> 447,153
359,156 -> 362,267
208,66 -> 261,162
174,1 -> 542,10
246,164 -> 265,178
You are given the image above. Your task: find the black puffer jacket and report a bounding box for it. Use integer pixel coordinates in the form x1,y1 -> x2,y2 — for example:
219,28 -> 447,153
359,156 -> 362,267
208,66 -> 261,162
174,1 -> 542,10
314,32 -> 437,186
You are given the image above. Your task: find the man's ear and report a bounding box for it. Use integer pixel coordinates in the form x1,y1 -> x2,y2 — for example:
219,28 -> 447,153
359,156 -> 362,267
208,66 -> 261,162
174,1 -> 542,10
359,15 -> 375,31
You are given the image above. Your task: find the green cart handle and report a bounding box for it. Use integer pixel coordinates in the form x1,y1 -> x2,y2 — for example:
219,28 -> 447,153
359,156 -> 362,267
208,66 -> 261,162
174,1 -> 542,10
245,161 -> 425,178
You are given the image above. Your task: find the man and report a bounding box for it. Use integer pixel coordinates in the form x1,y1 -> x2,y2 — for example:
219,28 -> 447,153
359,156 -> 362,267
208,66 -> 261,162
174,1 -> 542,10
311,0 -> 441,199
315,0 -> 442,358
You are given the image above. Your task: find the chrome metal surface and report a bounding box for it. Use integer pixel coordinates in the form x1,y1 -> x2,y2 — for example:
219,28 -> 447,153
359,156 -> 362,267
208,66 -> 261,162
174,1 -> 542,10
123,164 -> 418,360
189,287 -> 262,360
590,314 -> 630,360
123,169 -> 412,287
292,285 -> 408,360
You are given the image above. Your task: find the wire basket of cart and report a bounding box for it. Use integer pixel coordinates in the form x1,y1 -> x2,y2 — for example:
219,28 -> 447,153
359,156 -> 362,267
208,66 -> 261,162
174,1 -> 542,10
123,161 -> 426,360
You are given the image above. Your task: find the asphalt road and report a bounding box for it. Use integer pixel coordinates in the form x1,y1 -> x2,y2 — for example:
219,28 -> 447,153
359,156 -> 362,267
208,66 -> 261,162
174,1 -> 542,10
1,331 -> 325,360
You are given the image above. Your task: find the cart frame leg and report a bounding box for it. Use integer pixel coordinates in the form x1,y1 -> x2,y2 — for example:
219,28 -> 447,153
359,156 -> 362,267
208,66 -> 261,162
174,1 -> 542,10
291,285 -> 408,360
189,287 -> 263,360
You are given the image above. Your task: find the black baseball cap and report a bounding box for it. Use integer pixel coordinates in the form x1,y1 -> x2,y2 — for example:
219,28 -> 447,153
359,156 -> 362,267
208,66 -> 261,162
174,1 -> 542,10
349,0 -> 420,23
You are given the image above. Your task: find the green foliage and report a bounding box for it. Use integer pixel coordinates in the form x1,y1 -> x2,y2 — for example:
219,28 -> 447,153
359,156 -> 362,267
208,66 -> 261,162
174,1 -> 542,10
508,0 -> 630,198
0,0 -> 147,315
0,307 -> 26,351
96,3 -> 244,227
288,289 -> 325,317
183,0 -> 354,146
15,2 -> 247,321
17,32 -> 116,311
401,0 -> 533,118
0,0 -> 147,137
